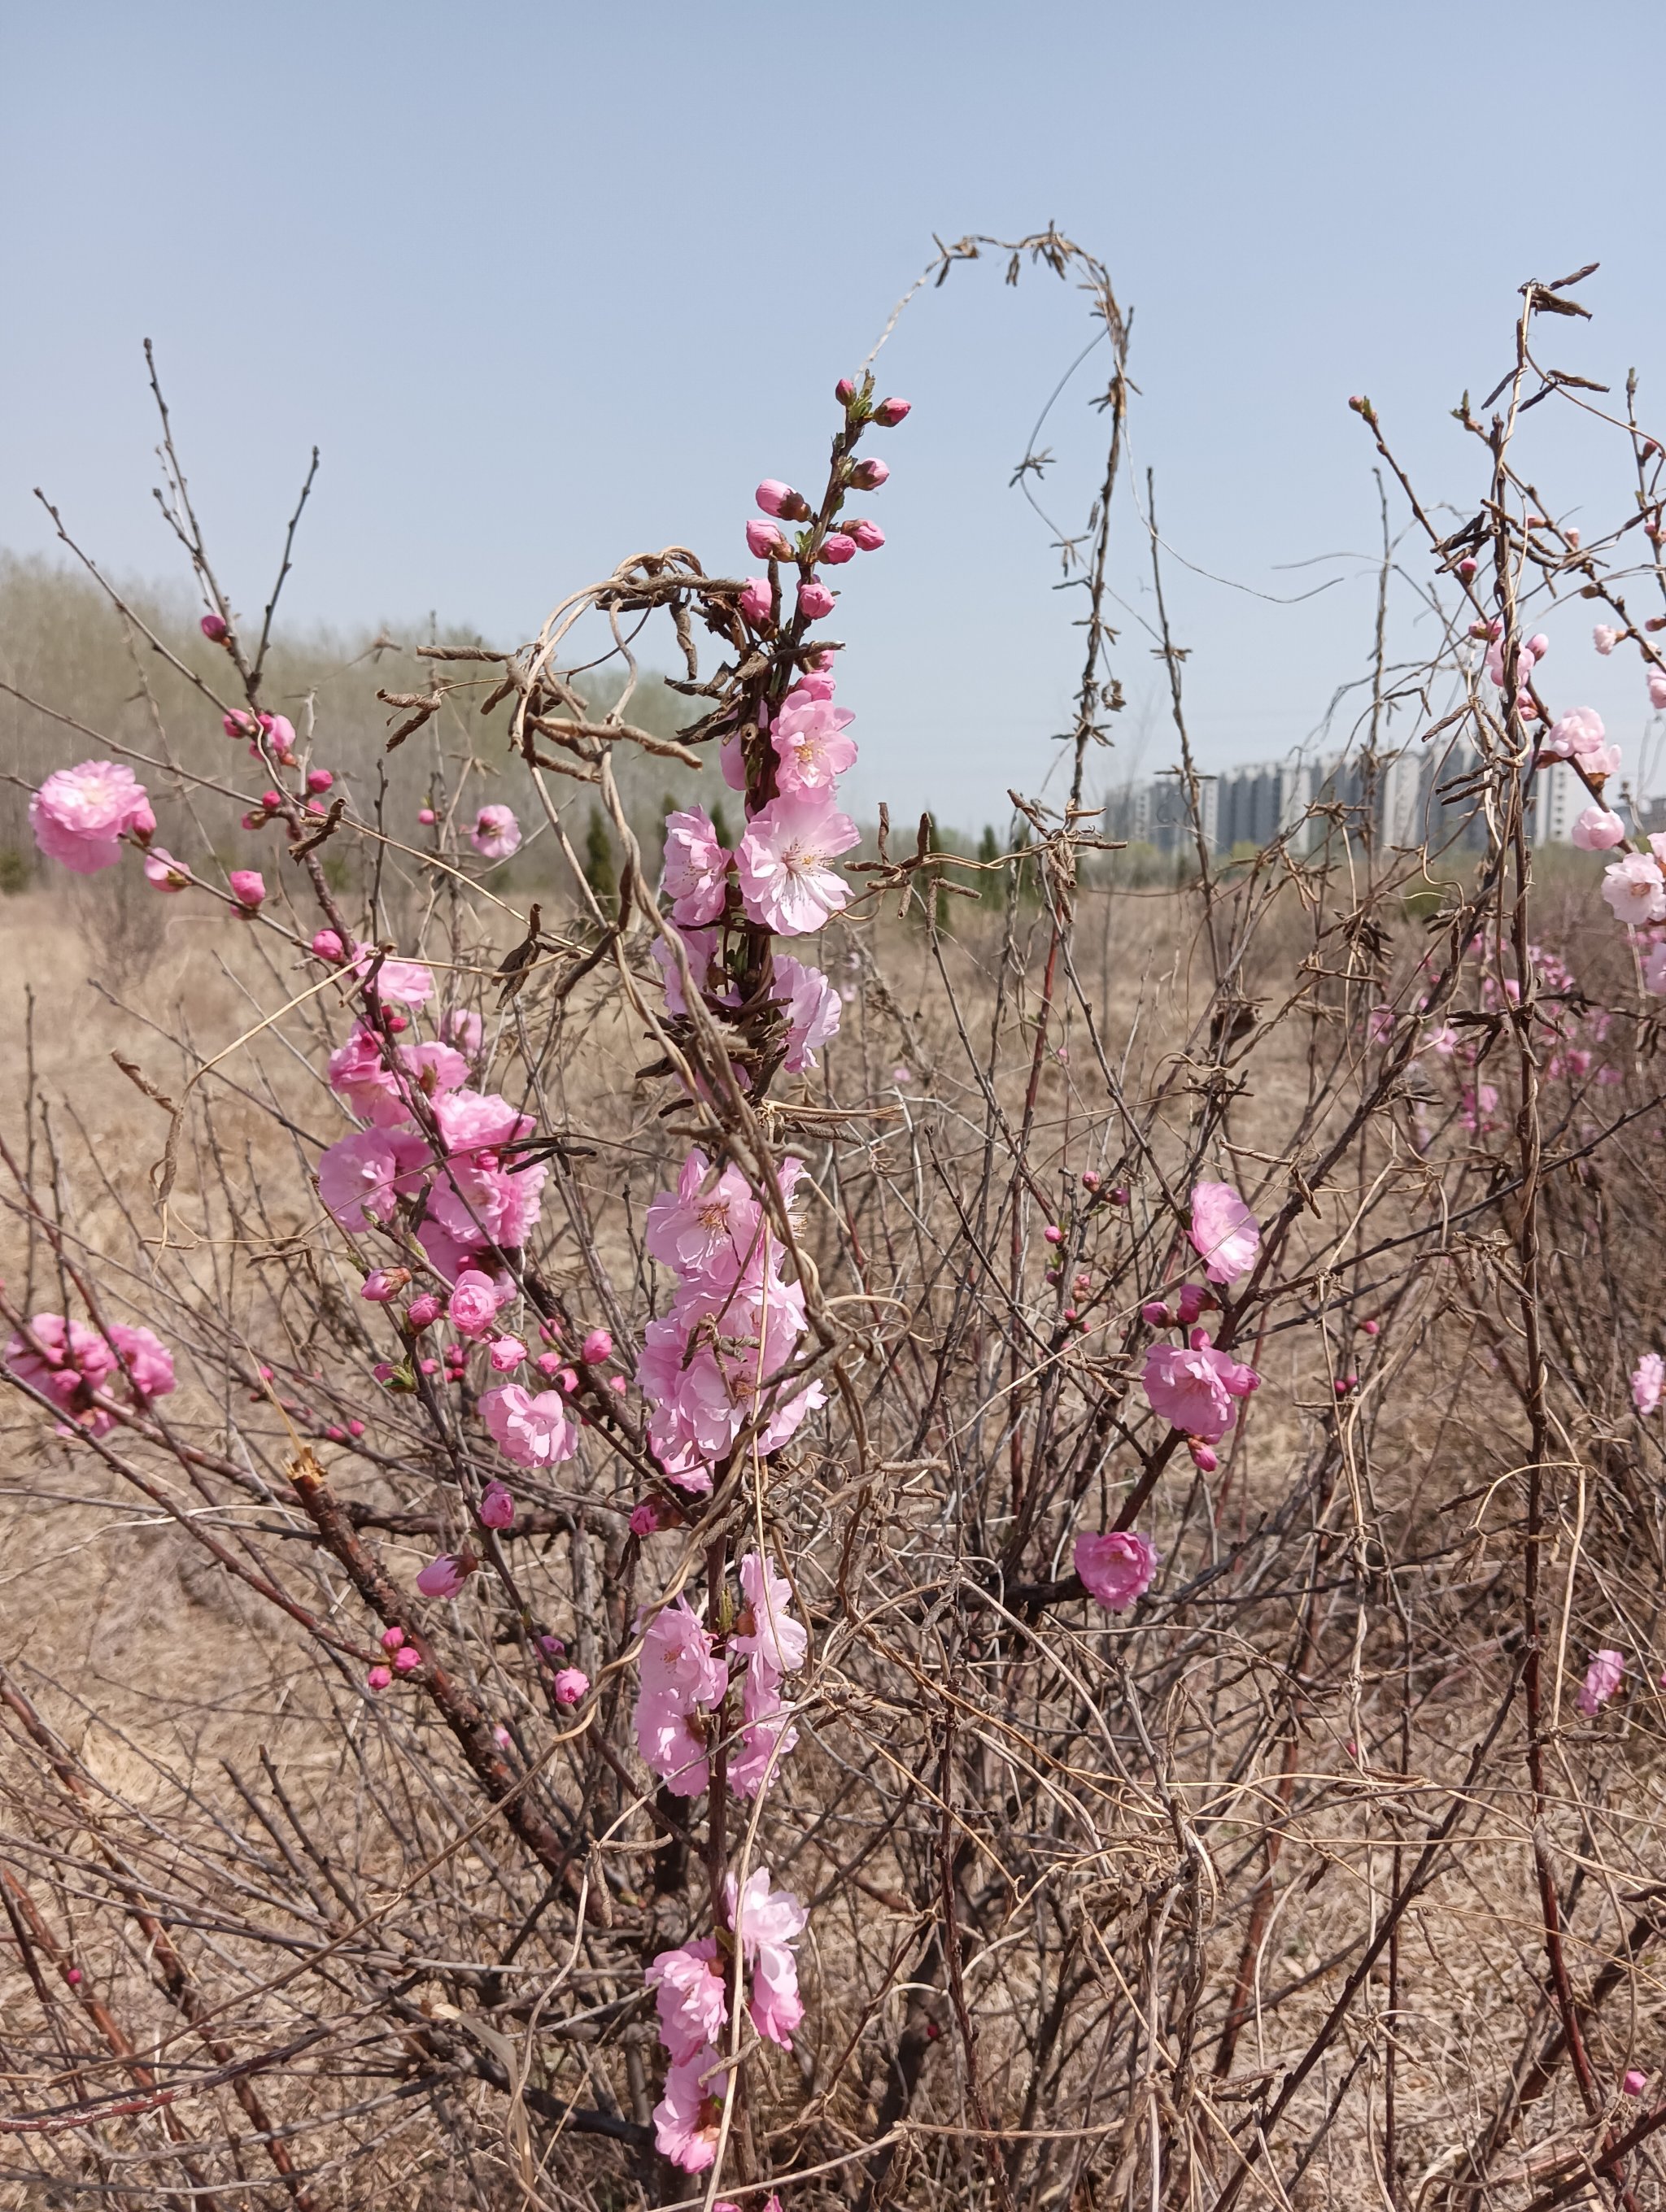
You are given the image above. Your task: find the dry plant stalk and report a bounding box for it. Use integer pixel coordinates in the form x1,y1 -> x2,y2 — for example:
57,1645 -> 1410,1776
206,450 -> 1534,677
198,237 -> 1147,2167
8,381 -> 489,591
6,237 -> 1666,2212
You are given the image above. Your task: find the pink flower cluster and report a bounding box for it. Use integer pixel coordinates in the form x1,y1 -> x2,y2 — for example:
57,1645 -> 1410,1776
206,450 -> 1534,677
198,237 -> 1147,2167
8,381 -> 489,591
631,1550 -> 806,1800
30,760 -> 155,874
5,1313 -> 176,1437
646,1863 -> 806,2171
635,1150 -> 826,1494
317,1033 -> 547,1282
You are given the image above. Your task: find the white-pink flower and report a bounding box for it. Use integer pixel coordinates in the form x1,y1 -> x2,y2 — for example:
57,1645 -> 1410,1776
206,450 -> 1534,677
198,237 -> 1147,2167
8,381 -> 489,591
1571,807 -> 1627,851
1542,707 -> 1607,761
1602,852 -> 1666,925
1594,625 -> 1619,655
652,2045 -> 726,2172
732,1551 -> 808,1674
1632,1352 -> 1664,1416
736,794 -> 859,936
646,1937 -> 727,2063
471,804 -> 521,860
1188,1181 -> 1261,1283
728,1660 -> 799,1799
770,693 -> 857,795
30,760 -> 154,873
724,1866 -> 806,2051
772,954 -> 841,1072
661,806 -> 731,925
480,1384 -> 578,1466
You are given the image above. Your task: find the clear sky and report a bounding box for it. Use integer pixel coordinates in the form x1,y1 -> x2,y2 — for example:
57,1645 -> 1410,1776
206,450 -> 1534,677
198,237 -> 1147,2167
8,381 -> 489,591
5,1 -> 1664,828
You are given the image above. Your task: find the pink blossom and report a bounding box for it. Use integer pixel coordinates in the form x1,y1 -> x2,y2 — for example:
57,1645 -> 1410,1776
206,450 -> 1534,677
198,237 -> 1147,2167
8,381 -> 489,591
487,1334 -> 526,1372
471,804 -> 521,860
316,1128 -> 425,1230
1189,1181 -> 1261,1283
1594,625 -> 1619,655
738,577 -> 773,626
30,760 -> 154,873
728,1658 -> 800,1799
652,2046 -> 726,2172
849,517 -> 885,551
649,923 -> 721,1017
1143,1338 -> 1258,1443
640,1598 -> 729,1705
732,1551 -> 808,1674
1075,1529 -> 1159,1613
646,1936 -> 727,2062
736,793 -> 859,935
448,1270 -> 504,1339
771,694 -> 857,795
1542,707 -> 1607,760
553,1667 -> 588,1705
796,580 -> 835,621
142,847 -> 189,891
480,1385 -> 578,1466
755,479 -> 808,520
1577,1648 -> 1625,1717
229,869 -> 265,910
343,942 -> 435,1006
6,1315 -> 118,1426
416,1552 -> 471,1600
440,1006 -> 482,1056
746,518 -> 792,560
661,807 -> 731,925
725,1866 -> 806,2050
478,1480 -> 515,1530
646,1149 -> 763,1280
1572,807 -> 1627,851
1632,1352 -> 1664,1415
108,1324 -> 175,1401
1603,852 -> 1666,925
772,954 -> 841,1071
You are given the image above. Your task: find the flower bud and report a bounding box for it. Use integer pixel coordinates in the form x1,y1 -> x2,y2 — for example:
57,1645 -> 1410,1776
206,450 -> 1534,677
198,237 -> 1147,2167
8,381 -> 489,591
1141,1300 -> 1171,1326
848,457 -> 889,490
581,1327 -> 613,1364
393,1645 -> 421,1673
479,1480 -> 515,1530
756,480 -> 811,521
229,869 -> 265,912
554,1667 -> 589,1705
872,397 -> 910,426
312,927 -> 345,962
224,711 -> 254,738
360,1269 -> 411,1304
200,613 -> 229,642
1043,1224 -> 1064,1245
366,1665 -> 392,1692
1188,1439 -> 1219,1472
406,1293 -> 443,1331
1457,556 -> 1477,581
1110,1186 -> 1130,1206
835,376 -> 856,403
798,581 -> 835,620
739,577 -> 773,627
1361,1317 -> 1380,1336
848,518 -> 886,551
747,517 -> 792,560
488,1334 -> 527,1372
1175,1284 -> 1206,1326
417,805 -> 436,825
307,768 -> 334,794
820,532 -> 857,564
630,1498 -> 665,1535
382,1625 -> 406,1652
1081,1169 -> 1101,1190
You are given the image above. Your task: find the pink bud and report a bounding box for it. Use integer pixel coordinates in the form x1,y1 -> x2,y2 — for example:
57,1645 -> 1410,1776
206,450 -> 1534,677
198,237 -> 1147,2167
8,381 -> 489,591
1110,1187 -> 1130,1206
224,711 -> 253,738
406,1293 -> 442,1332
746,518 -> 792,560
307,769 -> 334,794
312,927 -> 345,962
360,1269 -> 410,1304
347,1417 -> 364,1437
1188,1439 -> 1219,1472
820,532 -> 857,564
392,1644 -> 421,1674
1526,633 -> 1550,660
1175,1285 -> 1206,1326
493,1723 -> 512,1749
738,577 -> 774,627
534,1350 -> 563,1378
1142,1301 -> 1171,1326
1361,1317 -> 1380,1336
553,1667 -> 589,1706
1081,1169 -> 1101,1190
848,518 -> 885,551
229,869 -> 265,911
580,1328 -> 612,1364
539,1633 -> 566,1660
1457,556 -> 1477,581
608,1374 -> 627,1393
1063,1307 -> 1079,1323
1074,1273 -> 1092,1292
479,1480 -> 515,1530
1043,1224 -> 1064,1246
798,581 -> 835,620
64,1966 -> 82,1986
416,807 -> 435,827
872,398 -> 910,427
367,1666 -> 392,1692
382,1624 -> 406,1652
755,479 -> 810,522
372,1361 -> 395,1382
488,1334 -> 527,1373
1625,2070 -> 1649,2097
416,1552 -> 471,1600
557,1366 -> 578,1393
200,613 -> 229,642
848,457 -> 889,490
630,1499 -> 664,1535
835,376 -> 856,403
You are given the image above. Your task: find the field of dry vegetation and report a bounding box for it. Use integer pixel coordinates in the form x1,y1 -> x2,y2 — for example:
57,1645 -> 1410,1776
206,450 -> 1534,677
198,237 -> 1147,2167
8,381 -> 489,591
4,238 -> 1666,2212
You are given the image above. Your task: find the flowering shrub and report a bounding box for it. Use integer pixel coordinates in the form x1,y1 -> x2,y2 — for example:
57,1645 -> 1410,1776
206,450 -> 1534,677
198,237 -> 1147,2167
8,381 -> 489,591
10,237 -> 1666,2208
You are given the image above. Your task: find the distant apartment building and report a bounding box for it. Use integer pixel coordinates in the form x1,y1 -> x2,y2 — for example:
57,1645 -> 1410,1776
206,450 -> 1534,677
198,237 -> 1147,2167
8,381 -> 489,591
1105,746 -> 1615,858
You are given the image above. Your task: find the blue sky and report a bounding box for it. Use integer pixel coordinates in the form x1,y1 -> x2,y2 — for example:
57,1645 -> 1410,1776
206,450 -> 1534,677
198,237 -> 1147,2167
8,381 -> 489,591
5,1 -> 1664,827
